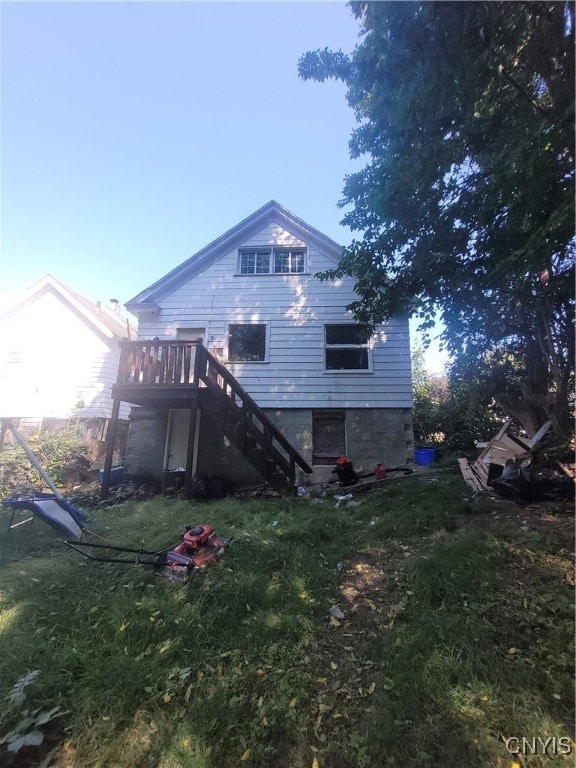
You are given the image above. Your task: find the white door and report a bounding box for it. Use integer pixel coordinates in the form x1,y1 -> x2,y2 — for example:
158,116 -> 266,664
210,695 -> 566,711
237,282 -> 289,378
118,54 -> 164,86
165,409 -> 191,470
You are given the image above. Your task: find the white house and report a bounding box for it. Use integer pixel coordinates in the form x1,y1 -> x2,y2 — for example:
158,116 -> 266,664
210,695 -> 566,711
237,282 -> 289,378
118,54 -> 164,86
0,274 -> 135,423
111,202 -> 413,494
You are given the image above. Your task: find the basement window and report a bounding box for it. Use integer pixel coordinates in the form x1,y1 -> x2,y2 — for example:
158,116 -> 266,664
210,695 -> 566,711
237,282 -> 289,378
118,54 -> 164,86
227,323 -> 268,362
324,324 -> 372,372
313,411 -> 346,465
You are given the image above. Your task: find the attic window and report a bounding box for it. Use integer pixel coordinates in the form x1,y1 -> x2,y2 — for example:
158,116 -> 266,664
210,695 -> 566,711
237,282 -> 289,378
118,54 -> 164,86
239,250 -> 271,274
274,249 -> 305,274
238,248 -> 306,274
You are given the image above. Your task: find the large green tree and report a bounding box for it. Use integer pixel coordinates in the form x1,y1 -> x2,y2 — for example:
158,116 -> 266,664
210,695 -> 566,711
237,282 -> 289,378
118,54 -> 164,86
299,1 -> 574,436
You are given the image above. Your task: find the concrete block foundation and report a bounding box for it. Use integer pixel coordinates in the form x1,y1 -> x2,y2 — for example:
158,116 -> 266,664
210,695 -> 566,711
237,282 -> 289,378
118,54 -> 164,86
124,406 -> 414,490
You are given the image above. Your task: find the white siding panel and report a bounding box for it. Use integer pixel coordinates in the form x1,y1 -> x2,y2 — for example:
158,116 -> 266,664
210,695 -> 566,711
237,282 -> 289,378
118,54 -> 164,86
135,230 -> 413,409
241,222 -> 307,248
0,291 -> 127,420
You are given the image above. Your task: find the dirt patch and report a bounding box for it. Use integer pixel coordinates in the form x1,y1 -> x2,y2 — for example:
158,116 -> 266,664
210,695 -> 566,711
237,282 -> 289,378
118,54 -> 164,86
338,543 -> 412,630
302,539 -> 412,753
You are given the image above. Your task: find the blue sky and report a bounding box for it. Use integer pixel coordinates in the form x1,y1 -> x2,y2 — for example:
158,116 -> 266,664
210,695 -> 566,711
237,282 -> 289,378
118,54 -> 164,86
1,0 -> 447,370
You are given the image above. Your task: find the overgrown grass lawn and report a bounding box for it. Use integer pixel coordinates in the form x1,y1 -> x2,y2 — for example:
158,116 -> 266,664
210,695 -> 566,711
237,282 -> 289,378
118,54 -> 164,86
0,470 -> 573,767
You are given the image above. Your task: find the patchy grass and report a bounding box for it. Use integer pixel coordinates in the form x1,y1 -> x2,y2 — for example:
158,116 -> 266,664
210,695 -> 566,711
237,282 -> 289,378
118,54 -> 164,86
0,470 -> 573,767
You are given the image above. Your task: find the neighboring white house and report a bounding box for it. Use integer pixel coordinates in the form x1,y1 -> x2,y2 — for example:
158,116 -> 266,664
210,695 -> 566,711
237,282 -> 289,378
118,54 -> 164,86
121,202 -> 414,487
0,274 -> 135,421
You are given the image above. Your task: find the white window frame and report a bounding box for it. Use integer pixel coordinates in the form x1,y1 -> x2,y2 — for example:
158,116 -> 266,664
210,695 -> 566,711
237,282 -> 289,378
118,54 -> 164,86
226,322 -> 270,363
238,250 -> 272,275
324,324 -> 373,373
237,247 -> 308,275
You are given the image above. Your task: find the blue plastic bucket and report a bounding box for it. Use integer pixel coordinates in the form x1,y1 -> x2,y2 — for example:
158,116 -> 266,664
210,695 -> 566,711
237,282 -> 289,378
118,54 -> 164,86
99,466 -> 124,484
414,448 -> 437,466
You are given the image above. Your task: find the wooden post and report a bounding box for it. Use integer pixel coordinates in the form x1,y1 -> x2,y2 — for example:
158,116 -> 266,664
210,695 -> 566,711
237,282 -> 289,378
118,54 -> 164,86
183,401 -> 199,499
100,399 -> 121,499
193,341 -> 207,386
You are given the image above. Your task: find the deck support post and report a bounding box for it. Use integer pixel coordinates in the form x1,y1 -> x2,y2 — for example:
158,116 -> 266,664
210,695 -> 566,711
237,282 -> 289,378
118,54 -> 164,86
183,401 -> 199,499
100,399 -> 121,499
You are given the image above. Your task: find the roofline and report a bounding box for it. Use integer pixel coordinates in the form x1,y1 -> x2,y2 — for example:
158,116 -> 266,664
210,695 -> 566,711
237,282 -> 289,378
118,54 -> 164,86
1,274 -> 133,340
126,201 -> 343,311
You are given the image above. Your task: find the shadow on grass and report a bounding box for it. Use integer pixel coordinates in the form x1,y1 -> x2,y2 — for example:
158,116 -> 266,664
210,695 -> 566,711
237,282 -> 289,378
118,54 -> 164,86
320,531 -> 574,768
0,496 -> 359,766
0,478 -> 573,767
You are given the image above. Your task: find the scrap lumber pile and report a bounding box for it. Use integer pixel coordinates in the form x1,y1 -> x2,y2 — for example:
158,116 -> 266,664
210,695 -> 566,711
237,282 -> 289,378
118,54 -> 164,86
458,419 -> 553,494
557,456 -> 576,482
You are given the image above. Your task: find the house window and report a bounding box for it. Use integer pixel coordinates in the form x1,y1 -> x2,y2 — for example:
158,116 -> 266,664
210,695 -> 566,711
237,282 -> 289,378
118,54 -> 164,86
228,324 -> 267,362
238,248 -> 306,274
313,411 -> 346,465
239,250 -> 271,275
324,324 -> 372,372
273,249 -> 305,274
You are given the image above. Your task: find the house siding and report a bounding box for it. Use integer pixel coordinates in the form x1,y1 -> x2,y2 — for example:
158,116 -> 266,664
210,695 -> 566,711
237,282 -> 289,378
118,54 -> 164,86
135,222 -> 413,410
122,207 -> 414,487
0,288 -> 130,420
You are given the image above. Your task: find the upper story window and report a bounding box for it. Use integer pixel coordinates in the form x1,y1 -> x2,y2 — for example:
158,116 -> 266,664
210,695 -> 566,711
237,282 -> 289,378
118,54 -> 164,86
228,323 -> 268,362
238,248 -> 306,275
239,250 -> 271,275
324,324 -> 372,372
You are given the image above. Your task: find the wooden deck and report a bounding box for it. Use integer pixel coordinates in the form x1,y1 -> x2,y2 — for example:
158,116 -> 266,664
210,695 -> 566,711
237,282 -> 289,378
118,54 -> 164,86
101,340 -> 312,498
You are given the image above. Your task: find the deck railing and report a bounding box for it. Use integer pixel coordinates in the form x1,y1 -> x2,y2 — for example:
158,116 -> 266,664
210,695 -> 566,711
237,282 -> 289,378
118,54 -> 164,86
115,340 -> 312,484
117,340 -> 201,386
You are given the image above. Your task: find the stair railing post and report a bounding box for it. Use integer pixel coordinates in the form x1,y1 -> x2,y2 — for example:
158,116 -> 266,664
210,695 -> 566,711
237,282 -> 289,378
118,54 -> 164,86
240,399 -> 248,454
193,341 -> 204,386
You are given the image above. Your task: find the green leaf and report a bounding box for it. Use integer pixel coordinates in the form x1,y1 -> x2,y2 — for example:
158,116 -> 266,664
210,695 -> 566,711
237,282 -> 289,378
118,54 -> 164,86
35,707 -> 63,726
7,730 -> 44,752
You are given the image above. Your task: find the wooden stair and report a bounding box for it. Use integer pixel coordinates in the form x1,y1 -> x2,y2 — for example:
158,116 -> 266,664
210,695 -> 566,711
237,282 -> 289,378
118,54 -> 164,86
102,340 -> 312,498
195,345 -> 312,491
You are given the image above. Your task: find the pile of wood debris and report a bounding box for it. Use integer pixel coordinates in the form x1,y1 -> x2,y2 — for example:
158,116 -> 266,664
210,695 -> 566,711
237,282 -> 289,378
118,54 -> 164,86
459,418 -> 574,501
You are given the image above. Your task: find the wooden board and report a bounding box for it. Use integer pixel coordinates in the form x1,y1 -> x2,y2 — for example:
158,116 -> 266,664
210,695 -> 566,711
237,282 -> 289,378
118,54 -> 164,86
458,458 -> 487,493
558,462 -> 576,482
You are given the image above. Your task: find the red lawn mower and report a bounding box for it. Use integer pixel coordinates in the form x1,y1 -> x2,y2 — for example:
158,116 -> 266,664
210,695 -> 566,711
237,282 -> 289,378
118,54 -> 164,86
66,524 -> 232,584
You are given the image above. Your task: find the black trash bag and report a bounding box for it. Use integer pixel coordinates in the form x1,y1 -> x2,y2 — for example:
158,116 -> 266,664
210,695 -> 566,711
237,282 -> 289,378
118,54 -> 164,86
492,463 -> 574,502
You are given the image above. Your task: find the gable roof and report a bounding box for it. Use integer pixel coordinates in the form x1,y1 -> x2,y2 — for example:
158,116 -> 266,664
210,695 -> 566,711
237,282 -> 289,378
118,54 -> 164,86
125,201 -> 343,313
0,274 -> 135,341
